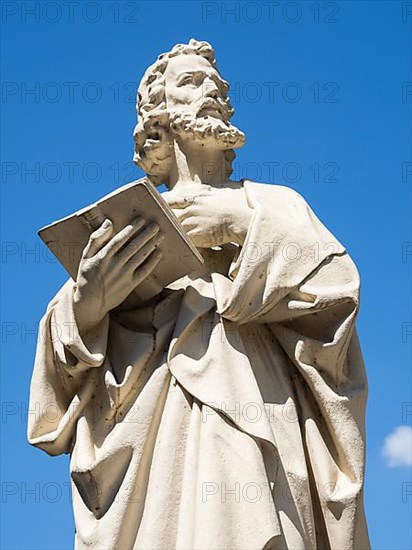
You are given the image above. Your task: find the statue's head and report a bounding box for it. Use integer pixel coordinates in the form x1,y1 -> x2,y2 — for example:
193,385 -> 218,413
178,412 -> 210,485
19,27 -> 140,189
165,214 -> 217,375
134,39 -> 245,186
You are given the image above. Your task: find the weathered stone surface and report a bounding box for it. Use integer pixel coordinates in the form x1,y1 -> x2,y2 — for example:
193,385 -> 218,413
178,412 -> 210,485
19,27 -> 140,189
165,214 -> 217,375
28,39 -> 369,550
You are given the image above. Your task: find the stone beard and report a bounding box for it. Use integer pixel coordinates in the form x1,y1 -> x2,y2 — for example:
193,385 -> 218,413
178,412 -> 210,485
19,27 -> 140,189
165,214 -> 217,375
169,109 -> 246,150
28,39 -> 370,550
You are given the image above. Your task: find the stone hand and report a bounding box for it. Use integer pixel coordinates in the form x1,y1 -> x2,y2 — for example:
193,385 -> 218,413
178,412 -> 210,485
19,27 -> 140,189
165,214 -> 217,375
72,218 -> 163,333
163,186 -> 252,248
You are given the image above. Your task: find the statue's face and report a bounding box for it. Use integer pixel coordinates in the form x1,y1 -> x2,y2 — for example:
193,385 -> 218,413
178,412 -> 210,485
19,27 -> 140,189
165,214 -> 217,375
161,53 -> 245,151
164,54 -> 229,126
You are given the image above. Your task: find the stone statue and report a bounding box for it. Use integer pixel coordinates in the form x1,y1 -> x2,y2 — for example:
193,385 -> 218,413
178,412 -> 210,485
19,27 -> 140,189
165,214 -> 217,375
28,39 -> 370,549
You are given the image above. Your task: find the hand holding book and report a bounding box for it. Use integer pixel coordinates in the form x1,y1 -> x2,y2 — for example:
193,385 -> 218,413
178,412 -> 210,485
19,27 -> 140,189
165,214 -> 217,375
72,217 -> 163,334
38,178 -> 204,310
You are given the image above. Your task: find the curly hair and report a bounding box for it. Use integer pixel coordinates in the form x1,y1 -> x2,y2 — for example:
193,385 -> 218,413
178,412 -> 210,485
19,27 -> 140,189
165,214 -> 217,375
133,39 -> 236,186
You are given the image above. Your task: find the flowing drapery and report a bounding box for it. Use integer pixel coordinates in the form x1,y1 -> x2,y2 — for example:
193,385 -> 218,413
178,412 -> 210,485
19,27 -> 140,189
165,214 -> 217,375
28,182 -> 369,550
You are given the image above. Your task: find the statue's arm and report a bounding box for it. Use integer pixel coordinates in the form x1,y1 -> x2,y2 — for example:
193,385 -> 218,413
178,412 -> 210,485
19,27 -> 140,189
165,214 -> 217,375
27,280 -> 109,456
218,181 -> 353,325
217,181 -> 364,388
261,251 -> 359,321
28,216 -> 165,455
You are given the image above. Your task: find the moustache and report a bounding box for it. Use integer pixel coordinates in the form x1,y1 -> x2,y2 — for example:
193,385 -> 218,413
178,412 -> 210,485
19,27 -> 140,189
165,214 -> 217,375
196,97 -> 232,120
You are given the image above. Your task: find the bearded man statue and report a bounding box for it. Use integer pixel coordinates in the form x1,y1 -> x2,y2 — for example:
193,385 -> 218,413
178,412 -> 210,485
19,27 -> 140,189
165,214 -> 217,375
28,39 -> 370,550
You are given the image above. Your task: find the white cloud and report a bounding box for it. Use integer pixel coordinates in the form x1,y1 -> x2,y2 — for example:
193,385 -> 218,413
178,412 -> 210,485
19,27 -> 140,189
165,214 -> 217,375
383,426 -> 412,467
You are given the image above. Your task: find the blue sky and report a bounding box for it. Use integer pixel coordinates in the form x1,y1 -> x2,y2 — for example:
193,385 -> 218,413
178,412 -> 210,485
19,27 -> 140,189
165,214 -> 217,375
1,1 -> 411,548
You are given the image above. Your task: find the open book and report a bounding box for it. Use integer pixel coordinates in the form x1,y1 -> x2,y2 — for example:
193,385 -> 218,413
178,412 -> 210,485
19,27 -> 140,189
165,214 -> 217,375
38,178 -> 204,300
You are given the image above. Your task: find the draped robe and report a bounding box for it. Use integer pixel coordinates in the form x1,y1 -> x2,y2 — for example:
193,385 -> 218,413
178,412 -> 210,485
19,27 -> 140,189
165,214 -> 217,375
28,181 -> 370,550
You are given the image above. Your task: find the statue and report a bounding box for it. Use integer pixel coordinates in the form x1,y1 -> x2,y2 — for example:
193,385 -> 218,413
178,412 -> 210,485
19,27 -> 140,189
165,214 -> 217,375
28,39 -> 370,550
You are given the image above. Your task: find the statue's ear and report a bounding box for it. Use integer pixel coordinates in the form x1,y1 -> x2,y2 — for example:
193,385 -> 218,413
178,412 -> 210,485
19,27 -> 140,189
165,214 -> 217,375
134,123 -> 172,186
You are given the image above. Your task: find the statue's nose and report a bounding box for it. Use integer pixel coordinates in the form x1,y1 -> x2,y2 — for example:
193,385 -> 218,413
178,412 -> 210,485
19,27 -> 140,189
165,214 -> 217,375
203,77 -> 219,98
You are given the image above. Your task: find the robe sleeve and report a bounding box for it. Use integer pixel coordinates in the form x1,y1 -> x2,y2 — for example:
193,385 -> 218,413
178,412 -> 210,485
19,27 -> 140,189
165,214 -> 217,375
215,181 -> 364,392
27,280 -> 109,456
216,181 -> 348,323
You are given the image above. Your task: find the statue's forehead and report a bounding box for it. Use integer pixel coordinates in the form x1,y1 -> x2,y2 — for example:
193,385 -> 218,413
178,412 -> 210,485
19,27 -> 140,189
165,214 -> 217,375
164,54 -> 216,79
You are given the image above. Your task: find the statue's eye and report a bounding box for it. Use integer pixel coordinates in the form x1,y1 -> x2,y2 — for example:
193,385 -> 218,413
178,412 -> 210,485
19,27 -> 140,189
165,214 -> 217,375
178,75 -> 195,86
178,72 -> 205,87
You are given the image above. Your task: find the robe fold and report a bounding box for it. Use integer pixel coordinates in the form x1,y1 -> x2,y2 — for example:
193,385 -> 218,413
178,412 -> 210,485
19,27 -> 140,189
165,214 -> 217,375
28,181 -> 370,550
